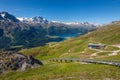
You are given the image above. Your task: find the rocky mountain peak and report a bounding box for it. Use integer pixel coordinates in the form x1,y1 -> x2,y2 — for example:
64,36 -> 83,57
0,11 -> 19,22
32,16 -> 48,23
17,16 -> 48,23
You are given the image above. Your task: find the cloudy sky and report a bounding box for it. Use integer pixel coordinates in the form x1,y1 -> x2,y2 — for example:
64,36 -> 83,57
0,0 -> 120,24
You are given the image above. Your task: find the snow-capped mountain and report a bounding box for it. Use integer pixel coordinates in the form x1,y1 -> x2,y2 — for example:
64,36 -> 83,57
0,11 -> 99,49
51,21 -> 82,25
17,16 -> 99,27
17,17 -> 34,23
0,11 -> 99,28
50,20 -> 100,27
0,11 -> 19,22
0,11 -> 100,27
32,16 -> 48,23
17,16 -> 48,24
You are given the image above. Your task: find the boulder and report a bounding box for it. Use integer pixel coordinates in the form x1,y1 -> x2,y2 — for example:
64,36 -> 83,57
0,51 -> 43,73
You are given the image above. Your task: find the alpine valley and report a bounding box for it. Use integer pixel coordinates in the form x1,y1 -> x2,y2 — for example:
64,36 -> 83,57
1,0 -> 120,79
0,11 -> 120,80
0,11 -> 98,50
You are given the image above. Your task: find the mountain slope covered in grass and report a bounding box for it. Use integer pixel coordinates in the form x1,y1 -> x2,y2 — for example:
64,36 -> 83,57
21,22 -> 120,61
1,22 -> 120,80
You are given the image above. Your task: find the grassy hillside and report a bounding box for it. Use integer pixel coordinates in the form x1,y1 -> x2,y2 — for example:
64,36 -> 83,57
20,22 -> 120,61
84,23 -> 120,44
1,22 -> 120,80
1,63 -> 120,80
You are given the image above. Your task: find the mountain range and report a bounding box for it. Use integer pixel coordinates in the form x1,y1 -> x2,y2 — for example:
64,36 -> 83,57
0,11 -> 98,50
0,11 -> 120,80
0,14 -> 120,79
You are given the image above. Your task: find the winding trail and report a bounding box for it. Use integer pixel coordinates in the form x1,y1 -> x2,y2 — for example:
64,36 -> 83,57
90,44 -> 120,57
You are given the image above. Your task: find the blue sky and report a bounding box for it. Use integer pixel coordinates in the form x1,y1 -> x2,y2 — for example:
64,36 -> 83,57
0,0 -> 120,24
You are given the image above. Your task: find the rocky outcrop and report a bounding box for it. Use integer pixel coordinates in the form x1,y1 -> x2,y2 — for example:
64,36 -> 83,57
0,51 -> 43,74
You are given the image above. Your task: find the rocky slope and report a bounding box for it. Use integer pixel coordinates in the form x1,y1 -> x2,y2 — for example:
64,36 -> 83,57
0,51 -> 43,74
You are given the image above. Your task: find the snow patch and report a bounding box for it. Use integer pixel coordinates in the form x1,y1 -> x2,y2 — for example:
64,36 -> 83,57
17,17 -> 24,21
17,17 -> 34,22
1,13 -> 5,18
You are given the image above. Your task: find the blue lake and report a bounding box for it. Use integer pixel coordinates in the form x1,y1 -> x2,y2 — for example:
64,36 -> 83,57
58,33 -> 82,39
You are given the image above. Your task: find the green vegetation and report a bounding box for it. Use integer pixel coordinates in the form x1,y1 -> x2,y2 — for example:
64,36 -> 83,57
20,22 -> 120,61
1,22 -> 120,79
103,45 -> 120,51
97,52 -> 111,56
0,62 -> 120,80
84,23 -> 120,44
99,54 -> 120,62
20,39 -> 90,60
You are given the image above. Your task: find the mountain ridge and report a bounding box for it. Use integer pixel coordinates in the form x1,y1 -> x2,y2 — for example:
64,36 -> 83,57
0,11 -> 98,50
17,16 -> 100,27
0,11 -> 19,22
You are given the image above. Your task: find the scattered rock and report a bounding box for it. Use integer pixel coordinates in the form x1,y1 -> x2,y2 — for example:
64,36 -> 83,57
0,51 -> 43,74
